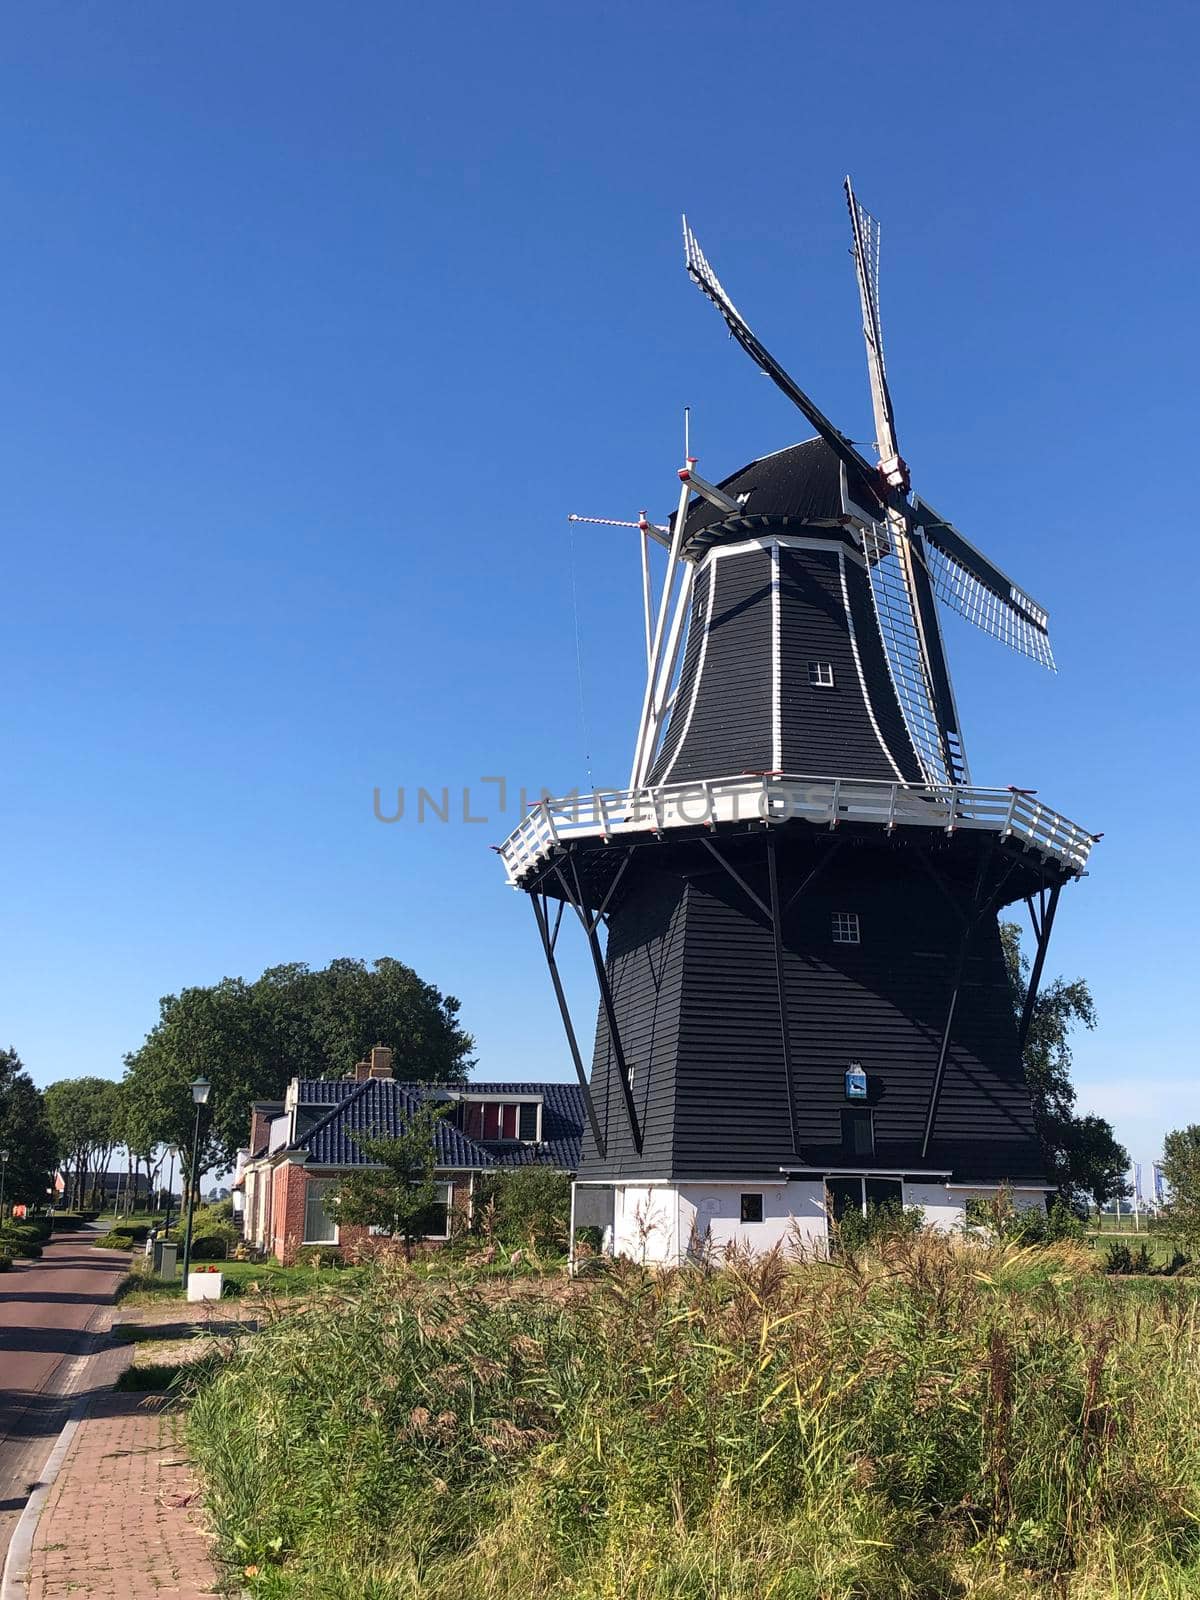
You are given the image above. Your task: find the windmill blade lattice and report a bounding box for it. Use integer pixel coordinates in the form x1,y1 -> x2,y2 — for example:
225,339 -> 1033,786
914,500 -> 1056,671
859,519 -> 959,788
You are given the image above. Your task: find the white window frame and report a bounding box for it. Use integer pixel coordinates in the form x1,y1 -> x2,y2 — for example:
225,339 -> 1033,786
302,1178 -> 339,1245
832,911 -> 860,945
808,661 -> 835,688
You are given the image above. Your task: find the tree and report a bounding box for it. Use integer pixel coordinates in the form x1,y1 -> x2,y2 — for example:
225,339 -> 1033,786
1001,922 -> 1129,1208
42,1076 -> 123,1208
122,958 -> 474,1179
1160,1126 -> 1200,1248
330,1102 -> 451,1260
0,1049 -> 58,1209
472,1167 -> 572,1251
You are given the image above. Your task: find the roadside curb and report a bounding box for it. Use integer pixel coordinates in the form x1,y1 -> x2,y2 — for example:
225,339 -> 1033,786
0,1239 -> 132,1600
0,1397 -> 87,1600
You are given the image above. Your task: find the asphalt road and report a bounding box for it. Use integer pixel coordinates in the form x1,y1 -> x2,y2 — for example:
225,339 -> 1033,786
0,1230 -> 129,1563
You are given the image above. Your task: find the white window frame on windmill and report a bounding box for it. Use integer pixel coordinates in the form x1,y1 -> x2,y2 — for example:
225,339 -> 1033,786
808,660 -> 835,688
832,911 -> 860,945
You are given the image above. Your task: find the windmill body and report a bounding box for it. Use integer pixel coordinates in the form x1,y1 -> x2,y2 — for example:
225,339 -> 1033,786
498,184 -> 1097,1264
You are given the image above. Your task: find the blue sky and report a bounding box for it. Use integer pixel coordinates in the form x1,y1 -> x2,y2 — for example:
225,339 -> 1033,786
2,2 -> 1196,1185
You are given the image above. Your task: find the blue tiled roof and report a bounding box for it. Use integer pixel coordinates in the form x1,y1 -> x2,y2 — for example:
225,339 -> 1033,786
295,1079 -> 363,1105
292,1079 -> 585,1173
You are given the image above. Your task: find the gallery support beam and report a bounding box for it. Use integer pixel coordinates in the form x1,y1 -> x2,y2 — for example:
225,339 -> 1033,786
530,894 -> 608,1160
555,863 -> 644,1156
1016,882 -> 1062,1059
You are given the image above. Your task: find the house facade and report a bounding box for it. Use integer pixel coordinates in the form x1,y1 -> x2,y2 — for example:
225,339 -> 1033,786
236,1047 -> 584,1263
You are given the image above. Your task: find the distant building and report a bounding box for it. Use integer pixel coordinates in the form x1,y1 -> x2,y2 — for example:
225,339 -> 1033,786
235,1046 -> 584,1263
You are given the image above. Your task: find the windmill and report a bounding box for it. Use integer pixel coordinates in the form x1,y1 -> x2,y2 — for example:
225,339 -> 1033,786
498,181 -> 1097,1266
677,178 -> 1053,791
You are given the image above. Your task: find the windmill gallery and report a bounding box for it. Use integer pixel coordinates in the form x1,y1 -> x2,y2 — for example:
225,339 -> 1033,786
497,180 -> 1098,1266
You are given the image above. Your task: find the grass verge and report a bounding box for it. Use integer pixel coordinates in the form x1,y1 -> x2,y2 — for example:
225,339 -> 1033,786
184,1234 -> 1200,1599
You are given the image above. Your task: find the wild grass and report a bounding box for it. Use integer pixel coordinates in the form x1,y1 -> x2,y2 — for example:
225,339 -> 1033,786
187,1233 -> 1200,1599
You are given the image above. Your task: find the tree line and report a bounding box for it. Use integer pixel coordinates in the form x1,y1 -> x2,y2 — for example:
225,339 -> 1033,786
0,956 -> 473,1210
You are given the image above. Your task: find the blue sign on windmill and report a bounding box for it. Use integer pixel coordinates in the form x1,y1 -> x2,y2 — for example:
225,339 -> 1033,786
845,1061 -> 868,1100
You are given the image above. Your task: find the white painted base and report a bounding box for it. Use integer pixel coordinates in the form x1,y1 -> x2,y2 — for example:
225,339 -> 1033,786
186,1272 -> 223,1301
608,1180 -> 828,1267
600,1179 -> 1051,1266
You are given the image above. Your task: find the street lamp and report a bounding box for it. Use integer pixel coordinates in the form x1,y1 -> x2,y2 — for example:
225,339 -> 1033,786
0,1150 -> 10,1223
180,1079 -> 211,1287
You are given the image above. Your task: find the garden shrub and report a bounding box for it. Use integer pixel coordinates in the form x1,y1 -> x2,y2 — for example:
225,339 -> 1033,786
470,1167 -> 572,1251
0,1255 -> 13,1272
834,1196 -> 925,1255
295,1246 -> 344,1269
1104,1241 -> 1154,1275
95,1229 -> 138,1250
187,1206 -> 238,1261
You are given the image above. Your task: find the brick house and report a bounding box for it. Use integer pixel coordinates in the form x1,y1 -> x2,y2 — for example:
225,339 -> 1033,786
236,1046 -> 584,1263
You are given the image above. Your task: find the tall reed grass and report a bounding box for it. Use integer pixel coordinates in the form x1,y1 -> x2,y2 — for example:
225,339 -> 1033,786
187,1234 -> 1200,1598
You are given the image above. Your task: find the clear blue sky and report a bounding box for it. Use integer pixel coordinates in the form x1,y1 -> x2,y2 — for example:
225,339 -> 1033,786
2,2 -> 1196,1185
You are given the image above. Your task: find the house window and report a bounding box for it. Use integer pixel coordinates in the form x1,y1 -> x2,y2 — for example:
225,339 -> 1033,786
303,1180 -> 338,1244
832,911 -> 860,944
462,1099 -> 542,1143
740,1192 -> 764,1224
841,1109 -> 875,1158
809,661 -> 835,688
422,1182 -> 453,1239
367,1181 -> 455,1241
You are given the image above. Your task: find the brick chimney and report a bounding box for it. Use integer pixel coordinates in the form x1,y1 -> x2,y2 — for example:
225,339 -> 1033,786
347,1057 -> 372,1084
249,1104 -> 275,1155
368,1044 -> 394,1080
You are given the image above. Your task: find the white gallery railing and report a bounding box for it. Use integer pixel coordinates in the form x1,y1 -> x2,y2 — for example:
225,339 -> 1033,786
497,773 -> 1096,884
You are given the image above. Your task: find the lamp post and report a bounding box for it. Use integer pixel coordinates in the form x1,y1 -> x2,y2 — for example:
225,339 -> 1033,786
0,1149 -> 9,1223
180,1079 -> 211,1288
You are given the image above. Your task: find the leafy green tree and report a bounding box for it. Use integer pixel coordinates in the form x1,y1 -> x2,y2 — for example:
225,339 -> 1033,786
1001,923 -> 1128,1208
330,1102 -> 451,1260
1160,1125 -> 1200,1249
0,1049 -> 58,1209
42,1076 -> 123,1208
472,1167 -> 572,1250
122,958 -> 474,1180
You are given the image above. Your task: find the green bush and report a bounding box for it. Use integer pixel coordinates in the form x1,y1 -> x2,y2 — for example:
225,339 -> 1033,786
0,1255 -> 13,1272
295,1246 -> 344,1269
49,1212 -> 88,1230
187,1206 -> 237,1261
104,1221 -> 150,1243
1104,1240 -> 1155,1275
470,1167 -> 572,1250
95,1230 -> 138,1250
5,1238 -> 42,1259
834,1197 -> 925,1255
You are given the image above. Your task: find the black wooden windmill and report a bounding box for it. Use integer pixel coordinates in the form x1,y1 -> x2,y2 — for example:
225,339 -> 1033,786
498,180 -> 1097,1261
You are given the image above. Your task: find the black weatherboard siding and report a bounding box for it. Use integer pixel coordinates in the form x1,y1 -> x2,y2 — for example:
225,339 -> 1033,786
578,835 -> 1045,1186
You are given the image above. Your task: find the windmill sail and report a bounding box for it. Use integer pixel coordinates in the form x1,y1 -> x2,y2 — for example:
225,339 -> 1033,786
913,497 -> 1056,670
844,178 -> 900,473
682,217 -> 879,498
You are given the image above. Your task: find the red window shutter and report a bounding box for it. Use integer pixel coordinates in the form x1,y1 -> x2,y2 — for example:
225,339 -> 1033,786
502,1104 -> 518,1140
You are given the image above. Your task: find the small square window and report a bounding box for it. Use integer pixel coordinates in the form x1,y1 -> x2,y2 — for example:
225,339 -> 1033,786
739,1192 -> 764,1224
808,661 -> 835,688
832,911 -> 860,944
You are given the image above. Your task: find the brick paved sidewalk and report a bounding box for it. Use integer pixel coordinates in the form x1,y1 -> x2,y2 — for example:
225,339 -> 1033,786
25,1394 -> 221,1600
